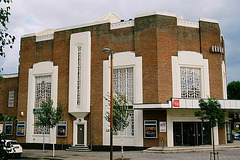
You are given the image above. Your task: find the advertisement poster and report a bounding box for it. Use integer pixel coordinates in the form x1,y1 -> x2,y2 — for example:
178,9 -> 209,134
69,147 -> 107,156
145,125 -> 157,138
160,121 -> 166,132
17,122 -> 25,136
57,121 -> 67,137
5,125 -> 13,135
144,120 -> 157,138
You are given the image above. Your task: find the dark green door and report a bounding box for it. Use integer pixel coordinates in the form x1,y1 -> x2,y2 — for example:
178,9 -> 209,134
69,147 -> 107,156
77,125 -> 84,144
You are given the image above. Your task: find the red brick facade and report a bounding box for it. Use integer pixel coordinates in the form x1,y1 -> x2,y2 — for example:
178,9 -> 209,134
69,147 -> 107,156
1,12 -> 227,148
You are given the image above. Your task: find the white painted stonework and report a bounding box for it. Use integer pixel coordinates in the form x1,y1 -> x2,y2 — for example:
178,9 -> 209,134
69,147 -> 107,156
103,51 -> 143,146
68,31 -> 91,118
222,61 -> 227,99
172,51 -> 210,99
111,20 -> 134,30
26,61 -> 58,144
177,20 -> 199,28
69,31 -> 91,146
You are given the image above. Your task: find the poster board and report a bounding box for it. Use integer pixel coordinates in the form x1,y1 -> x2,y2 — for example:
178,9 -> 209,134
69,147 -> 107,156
17,122 -> 25,136
159,121 -> 166,132
5,122 -> 13,135
144,120 -> 157,138
56,121 -> 67,137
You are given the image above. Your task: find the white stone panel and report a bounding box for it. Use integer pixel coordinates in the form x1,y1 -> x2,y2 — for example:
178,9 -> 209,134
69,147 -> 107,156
69,31 -> 91,118
103,51 -> 143,146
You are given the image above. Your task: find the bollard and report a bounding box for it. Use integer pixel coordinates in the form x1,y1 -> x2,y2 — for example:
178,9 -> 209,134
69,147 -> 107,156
210,151 -> 219,160
162,137 -> 164,151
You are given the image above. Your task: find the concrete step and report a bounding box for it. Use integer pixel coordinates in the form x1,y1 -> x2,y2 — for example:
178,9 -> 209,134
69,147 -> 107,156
66,145 -> 90,152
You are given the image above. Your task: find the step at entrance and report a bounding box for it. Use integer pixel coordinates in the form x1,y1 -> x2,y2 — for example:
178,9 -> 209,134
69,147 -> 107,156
66,144 -> 90,152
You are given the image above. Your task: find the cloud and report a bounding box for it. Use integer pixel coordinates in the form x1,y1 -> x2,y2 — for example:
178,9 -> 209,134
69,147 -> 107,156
2,0 -> 240,83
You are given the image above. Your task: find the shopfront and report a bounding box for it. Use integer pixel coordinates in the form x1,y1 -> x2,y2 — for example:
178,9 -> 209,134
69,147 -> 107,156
173,122 -> 211,146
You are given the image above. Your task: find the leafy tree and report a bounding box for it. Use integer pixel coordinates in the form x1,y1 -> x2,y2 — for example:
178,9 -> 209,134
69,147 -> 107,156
0,0 -> 15,57
105,92 -> 131,160
195,98 -> 225,160
227,81 -> 240,99
34,99 -> 64,158
0,0 -> 15,82
0,113 -> 18,160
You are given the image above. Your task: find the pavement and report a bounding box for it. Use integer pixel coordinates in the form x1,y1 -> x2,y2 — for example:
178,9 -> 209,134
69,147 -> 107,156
17,141 -> 240,160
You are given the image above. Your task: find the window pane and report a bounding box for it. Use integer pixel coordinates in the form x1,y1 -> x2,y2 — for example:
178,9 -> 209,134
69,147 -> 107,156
34,76 -> 51,134
113,68 -> 134,136
8,91 -> 14,107
181,68 -> 201,98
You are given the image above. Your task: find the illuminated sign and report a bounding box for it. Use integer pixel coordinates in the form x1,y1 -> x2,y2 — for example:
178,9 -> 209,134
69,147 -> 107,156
173,99 -> 180,108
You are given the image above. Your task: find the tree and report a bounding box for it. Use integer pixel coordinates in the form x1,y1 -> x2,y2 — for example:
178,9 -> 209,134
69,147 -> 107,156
0,0 -> 15,57
227,81 -> 240,99
34,99 -> 64,158
0,113 -> 18,159
105,92 -> 130,160
194,98 -> 225,160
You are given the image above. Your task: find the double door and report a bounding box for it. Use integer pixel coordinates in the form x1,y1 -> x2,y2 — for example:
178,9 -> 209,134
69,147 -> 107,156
174,122 -> 211,146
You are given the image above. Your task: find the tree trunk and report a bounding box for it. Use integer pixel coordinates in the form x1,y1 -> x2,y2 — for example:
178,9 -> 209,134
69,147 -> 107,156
212,127 -> 216,160
121,114 -> 124,160
43,127 -> 45,158
121,127 -> 123,160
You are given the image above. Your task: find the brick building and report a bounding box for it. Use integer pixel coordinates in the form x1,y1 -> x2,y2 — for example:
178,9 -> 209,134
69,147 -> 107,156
1,11 -> 240,149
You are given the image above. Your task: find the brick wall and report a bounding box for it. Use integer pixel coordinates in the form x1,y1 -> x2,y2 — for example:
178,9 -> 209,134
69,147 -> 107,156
17,13 -> 226,147
0,76 -> 18,140
143,110 -> 167,147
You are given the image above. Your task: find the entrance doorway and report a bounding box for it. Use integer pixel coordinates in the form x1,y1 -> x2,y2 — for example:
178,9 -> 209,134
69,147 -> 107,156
77,125 -> 84,144
173,122 -> 211,146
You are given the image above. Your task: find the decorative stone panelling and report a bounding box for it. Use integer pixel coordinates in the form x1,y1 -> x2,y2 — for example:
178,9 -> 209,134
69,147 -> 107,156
111,20 -> 134,30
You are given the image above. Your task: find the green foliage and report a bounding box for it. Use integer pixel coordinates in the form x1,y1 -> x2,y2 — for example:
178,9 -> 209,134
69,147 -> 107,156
34,99 -> 64,128
0,113 -> 18,159
195,98 -> 225,128
105,92 -> 130,132
0,0 -> 15,57
227,81 -> 240,99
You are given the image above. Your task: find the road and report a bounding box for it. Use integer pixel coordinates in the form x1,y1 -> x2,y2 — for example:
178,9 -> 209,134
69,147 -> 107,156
19,148 -> 240,160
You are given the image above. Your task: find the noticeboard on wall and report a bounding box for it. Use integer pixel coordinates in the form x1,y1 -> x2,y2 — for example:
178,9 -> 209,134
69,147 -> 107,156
57,121 -> 67,137
17,122 -> 25,136
144,120 -> 157,138
159,121 -> 166,132
5,122 -> 13,135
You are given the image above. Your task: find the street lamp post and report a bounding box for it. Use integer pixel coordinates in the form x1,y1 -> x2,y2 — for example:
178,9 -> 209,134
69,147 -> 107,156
102,48 -> 113,160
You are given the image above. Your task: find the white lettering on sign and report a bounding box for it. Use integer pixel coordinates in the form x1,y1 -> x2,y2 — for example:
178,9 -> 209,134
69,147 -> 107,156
211,45 -> 224,54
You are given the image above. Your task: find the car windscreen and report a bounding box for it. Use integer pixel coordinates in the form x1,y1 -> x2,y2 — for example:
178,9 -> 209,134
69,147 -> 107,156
9,141 -> 19,144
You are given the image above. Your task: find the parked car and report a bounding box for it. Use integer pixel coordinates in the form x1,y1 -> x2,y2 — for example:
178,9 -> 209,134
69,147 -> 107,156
232,132 -> 240,140
3,140 -> 23,158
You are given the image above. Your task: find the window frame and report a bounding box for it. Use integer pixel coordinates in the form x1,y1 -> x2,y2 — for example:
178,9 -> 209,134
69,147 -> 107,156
8,91 -> 14,107
180,67 -> 201,99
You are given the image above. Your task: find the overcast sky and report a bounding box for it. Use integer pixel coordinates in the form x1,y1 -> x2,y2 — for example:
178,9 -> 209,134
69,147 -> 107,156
1,0 -> 239,83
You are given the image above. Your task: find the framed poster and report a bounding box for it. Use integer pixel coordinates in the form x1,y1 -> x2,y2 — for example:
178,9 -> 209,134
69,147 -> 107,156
144,120 -> 157,138
56,121 -> 67,137
159,121 -> 166,132
17,122 -> 25,136
5,122 -> 13,135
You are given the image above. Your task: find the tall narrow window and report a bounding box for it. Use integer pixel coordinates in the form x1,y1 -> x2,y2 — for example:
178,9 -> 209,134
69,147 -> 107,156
113,68 -> 134,136
34,76 -> 51,134
77,46 -> 81,105
180,67 -> 201,98
8,91 -> 14,107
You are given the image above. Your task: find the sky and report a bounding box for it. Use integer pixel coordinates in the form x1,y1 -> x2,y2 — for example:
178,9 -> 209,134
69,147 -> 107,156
0,0 -> 239,83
